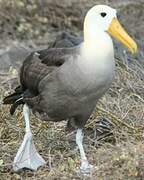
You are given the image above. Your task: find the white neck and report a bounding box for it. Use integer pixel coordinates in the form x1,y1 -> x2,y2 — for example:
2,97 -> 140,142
82,30 -> 114,59
78,26 -> 115,79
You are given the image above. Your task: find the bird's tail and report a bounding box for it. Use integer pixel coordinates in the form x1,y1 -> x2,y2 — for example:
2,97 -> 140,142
3,86 -> 24,115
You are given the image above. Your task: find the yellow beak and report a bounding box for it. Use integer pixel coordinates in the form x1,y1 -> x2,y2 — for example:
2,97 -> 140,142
108,18 -> 137,54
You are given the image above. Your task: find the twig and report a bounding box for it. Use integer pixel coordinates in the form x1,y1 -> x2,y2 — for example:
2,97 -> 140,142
87,106 -> 141,133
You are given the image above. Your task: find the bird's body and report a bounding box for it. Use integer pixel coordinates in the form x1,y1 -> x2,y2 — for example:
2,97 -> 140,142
20,38 -> 115,128
3,5 -> 137,173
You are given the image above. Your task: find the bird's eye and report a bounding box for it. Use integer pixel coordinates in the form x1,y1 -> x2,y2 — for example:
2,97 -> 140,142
100,12 -> 107,17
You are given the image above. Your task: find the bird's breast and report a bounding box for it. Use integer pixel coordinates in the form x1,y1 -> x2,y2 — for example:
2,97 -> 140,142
59,55 -> 115,97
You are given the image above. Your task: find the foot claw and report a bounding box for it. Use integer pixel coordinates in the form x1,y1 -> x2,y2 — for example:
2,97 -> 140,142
76,161 -> 93,175
13,132 -> 46,171
80,162 -> 93,174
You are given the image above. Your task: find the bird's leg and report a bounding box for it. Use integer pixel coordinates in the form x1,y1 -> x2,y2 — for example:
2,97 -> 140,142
24,104 -> 31,133
76,129 -> 93,174
13,104 -> 46,171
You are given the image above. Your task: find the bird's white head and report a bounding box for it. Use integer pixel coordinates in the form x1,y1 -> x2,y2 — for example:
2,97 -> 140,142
83,5 -> 137,54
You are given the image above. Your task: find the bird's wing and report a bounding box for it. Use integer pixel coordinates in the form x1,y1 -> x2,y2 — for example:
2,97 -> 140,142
20,47 -> 76,95
48,32 -> 83,48
37,47 -> 73,66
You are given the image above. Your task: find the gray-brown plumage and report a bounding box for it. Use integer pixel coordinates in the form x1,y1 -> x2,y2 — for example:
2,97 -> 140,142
19,46 -> 99,129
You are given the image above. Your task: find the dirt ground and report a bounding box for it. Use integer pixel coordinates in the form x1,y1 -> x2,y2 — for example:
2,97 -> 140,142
0,0 -> 144,179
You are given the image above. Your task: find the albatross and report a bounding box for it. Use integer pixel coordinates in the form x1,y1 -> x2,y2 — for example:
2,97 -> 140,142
3,5 -> 137,174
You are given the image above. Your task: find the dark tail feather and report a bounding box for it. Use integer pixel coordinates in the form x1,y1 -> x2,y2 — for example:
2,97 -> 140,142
3,86 -> 23,104
3,86 -> 24,115
10,98 -> 24,115
3,93 -> 22,104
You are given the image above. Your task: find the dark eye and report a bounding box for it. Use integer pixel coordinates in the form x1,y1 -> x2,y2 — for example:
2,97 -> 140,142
100,12 -> 107,17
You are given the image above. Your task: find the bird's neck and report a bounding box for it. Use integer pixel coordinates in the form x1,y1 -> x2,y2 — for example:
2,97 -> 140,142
82,30 -> 114,59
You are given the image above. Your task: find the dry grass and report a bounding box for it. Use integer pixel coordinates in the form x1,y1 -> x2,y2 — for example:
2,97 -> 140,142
0,57 -> 144,179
